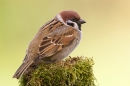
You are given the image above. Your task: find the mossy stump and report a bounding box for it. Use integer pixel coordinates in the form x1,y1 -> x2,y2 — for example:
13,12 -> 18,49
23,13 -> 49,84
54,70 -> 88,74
19,56 -> 97,86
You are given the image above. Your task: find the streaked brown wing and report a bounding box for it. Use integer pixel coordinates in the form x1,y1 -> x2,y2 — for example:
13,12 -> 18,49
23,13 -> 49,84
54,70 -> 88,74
38,26 -> 75,58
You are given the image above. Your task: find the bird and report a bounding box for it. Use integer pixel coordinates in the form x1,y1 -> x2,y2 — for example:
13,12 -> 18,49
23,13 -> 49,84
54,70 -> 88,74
13,10 -> 86,79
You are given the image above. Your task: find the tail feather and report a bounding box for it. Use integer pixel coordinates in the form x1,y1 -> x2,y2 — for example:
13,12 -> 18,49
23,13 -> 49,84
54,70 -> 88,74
13,60 -> 33,79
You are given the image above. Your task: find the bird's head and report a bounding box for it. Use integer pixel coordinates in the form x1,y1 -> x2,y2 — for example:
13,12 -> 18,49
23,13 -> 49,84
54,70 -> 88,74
55,10 -> 86,30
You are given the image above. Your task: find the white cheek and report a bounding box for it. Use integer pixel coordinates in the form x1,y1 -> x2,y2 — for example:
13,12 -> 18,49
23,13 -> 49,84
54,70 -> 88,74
55,14 -> 80,31
73,22 -> 79,30
66,20 -> 79,31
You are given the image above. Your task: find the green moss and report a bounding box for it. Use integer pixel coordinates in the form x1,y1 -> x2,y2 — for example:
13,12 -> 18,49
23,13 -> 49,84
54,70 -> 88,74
19,56 -> 97,86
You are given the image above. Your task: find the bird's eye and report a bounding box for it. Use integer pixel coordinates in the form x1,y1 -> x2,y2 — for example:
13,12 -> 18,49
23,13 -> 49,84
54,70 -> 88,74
71,18 -> 77,22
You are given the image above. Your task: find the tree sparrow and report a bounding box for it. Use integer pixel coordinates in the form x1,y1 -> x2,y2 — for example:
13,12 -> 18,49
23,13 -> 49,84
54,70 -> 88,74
13,10 -> 86,79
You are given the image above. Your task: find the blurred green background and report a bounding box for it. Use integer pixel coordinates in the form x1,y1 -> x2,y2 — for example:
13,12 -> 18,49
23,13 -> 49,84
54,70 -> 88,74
0,0 -> 130,86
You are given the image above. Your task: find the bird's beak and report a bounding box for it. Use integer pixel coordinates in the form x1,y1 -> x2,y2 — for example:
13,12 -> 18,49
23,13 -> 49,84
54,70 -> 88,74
78,19 -> 86,24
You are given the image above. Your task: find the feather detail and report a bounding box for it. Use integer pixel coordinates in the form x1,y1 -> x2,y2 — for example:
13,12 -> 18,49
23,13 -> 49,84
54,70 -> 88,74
13,55 -> 34,79
38,26 -> 75,59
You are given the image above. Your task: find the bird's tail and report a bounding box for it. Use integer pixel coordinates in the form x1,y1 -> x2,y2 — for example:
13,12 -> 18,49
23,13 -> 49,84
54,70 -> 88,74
13,60 -> 33,79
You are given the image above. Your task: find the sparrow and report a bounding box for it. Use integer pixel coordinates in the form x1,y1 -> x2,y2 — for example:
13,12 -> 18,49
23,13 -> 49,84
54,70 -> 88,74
13,10 -> 86,79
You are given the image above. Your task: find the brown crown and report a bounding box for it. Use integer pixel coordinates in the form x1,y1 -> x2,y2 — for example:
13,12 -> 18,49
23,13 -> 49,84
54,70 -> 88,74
60,10 -> 80,22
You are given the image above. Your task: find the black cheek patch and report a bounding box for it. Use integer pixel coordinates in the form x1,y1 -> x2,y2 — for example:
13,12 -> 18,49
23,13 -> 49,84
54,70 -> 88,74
67,22 -> 74,27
